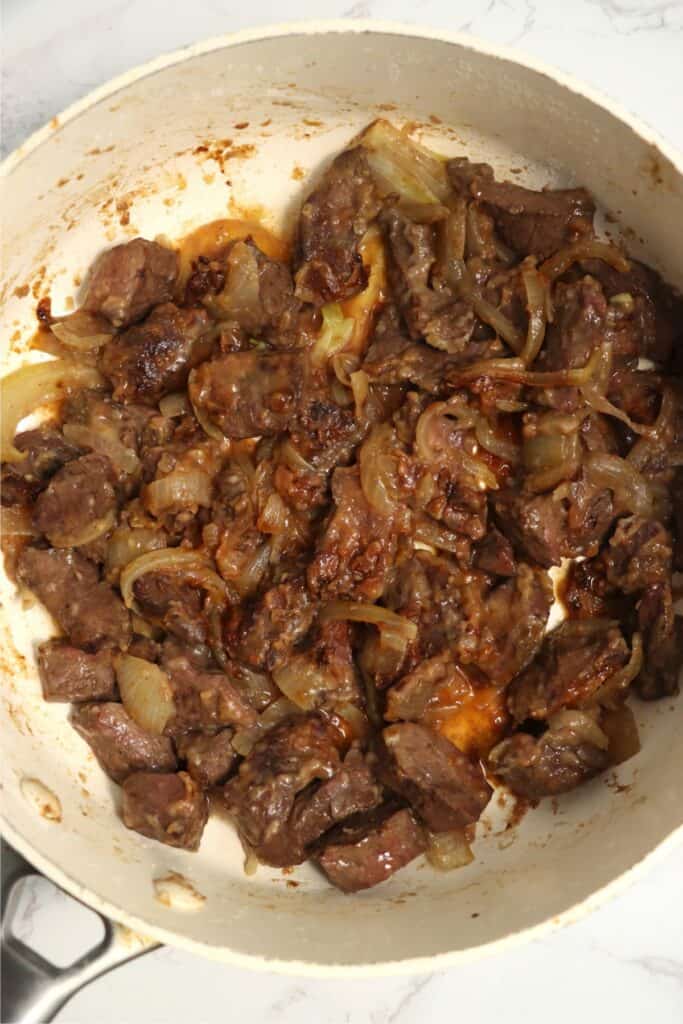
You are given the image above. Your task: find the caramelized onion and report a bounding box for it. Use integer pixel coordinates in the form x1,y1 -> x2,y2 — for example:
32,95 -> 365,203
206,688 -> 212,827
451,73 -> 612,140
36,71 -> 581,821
0,506 -> 38,537
53,508 -> 116,549
231,697 -> 297,757
475,416 -> 520,464
449,347 -> 602,388
601,704 -> 641,765
116,655 -> 176,735
320,601 -> 418,642
448,259 -> 524,352
359,119 -> 450,204
359,423 -> 402,516
120,548 -> 226,614
144,469 -> 213,516
594,632 -> 644,708
50,311 -> 115,351
159,392 -> 191,418
105,527 -> 167,581
62,422 -> 140,476
547,709 -> 609,750
311,303 -> 355,368
426,829 -> 474,871
584,452 -> 654,516
540,240 -> 630,281
1,360 -> 105,462
520,266 -> 547,364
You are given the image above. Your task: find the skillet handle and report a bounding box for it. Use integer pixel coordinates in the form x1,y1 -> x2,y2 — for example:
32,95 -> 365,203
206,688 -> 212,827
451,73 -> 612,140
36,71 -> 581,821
1,840 -> 159,1024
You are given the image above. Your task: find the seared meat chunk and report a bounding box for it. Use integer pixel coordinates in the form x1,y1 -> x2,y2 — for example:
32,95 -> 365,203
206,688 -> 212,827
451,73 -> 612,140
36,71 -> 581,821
71,702 -> 176,782
295,147 -> 380,305
377,723 -> 492,832
272,620 -> 364,712
470,174 -> 595,259
535,278 -> 607,412
317,805 -> 426,892
176,730 -> 238,788
308,466 -> 398,601
508,620 -> 630,722
121,771 -> 208,850
17,547 -> 131,650
1,426 -> 81,506
224,713 -> 343,866
189,351 -> 306,439
636,584 -> 682,699
133,571 -> 208,646
202,240 -> 308,345
100,303 -> 211,405
38,640 -> 116,702
290,746 -> 383,851
474,526 -> 516,576
604,516 -> 672,593
233,579 -> 315,672
493,479 -> 614,568
161,642 -> 257,733
489,721 -> 609,799
82,238 -> 178,327
33,454 -> 118,548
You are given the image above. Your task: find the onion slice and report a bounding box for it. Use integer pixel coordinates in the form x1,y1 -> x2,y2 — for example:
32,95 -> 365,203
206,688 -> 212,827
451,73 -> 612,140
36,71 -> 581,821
120,548 -> 227,614
448,347 -> 602,389
50,311 -> 115,352
1,360 -> 105,462
320,601 -> 418,641
115,654 -> 176,735
540,240 -> 630,281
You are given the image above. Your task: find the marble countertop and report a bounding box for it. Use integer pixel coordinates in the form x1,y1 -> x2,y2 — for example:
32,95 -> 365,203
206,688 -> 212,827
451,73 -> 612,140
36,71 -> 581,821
3,1 -> 683,1021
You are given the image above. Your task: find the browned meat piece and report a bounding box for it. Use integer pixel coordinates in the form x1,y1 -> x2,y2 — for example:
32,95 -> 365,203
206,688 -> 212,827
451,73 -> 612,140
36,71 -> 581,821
38,640 -> 116,702
363,327 -> 448,389
33,454 -> 118,548
17,547 -> 131,651
672,467 -> 683,571
493,480 -> 614,568
489,724 -> 609,799
385,650 -> 472,722
607,369 -> 661,424
307,466 -> 398,601
456,564 -> 552,685
562,556 -> 615,620
121,770 -> 208,850
472,178 -> 595,259
233,579 -> 315,672
290,746 -> 383,851
127,635 -> 162,662
189,351 -> 306,439
581,257 -> 683,365
316,805 -> 426,892
377,722 -> 492,832
474,526 -> 516,576
161,642 -> 257,733
71,702 -> 177,782
273,619 -> 365,713
224,712 -> 343,866
82,238 -> 178,327
202,240 -> 311,346
100,303 -> 211,405
604,516 -> 672,593
508,620 -> 630,722
133,571 -> 208,646
380,204 -> 475,351
535,278 -> 608,412
295,148 -> 380,305
1,426 -> 81,507
636,584 -> 682,699
176,730 -> 237,788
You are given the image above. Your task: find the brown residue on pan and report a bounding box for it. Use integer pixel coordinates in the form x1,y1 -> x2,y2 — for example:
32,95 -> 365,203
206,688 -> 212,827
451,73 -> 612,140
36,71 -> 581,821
116,199 -> 131,226
429,114 -> 443,124
291,165 -> 305,181
192,139 -> 256,176
50,116 -> 59,130
87,144 -> 116,156
13,284 -> 29,298
377,102 -> 397,111
57,177 -> 69,188
21,778 -> 62,822
234,121 -> 249,130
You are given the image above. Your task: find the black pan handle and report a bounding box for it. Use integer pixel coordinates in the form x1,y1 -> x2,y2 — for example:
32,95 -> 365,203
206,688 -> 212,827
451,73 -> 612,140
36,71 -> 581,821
1,840 -> 159,1024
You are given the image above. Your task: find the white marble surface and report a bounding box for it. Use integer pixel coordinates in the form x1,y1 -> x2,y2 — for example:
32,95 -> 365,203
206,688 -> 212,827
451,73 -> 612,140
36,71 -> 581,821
3,1 -> 683,1021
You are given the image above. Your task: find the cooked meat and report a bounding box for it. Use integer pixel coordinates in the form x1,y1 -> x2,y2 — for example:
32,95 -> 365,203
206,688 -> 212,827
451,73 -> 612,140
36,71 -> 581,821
1,426 -> 81,507
377,722 -> 492,831
636,584 -> 682,699
189,351 -> 306,439
161,642 -> 257,732
290,746 -> 383,851
5,122 -> 682,891
224,712 -> 343,866
604,516 -> 672,593
489,725 -> 609,799
176,730 -> 238,788
508,620 -> 630,722
38,640 -> 117,702
473,526 -> 516,576
33,454 -> 118,548
82,238 -> 178,327
121,771 -> 208,850
100,303 -> 212,405
295,147 -> 380,305
17,547 -> 131,650
71,702 -> 177,782
456,564 -> 552,684
233,579 -> 315,671
308,466 -> 399,601
316,805 -> 426,892
133,571 -> 207,646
